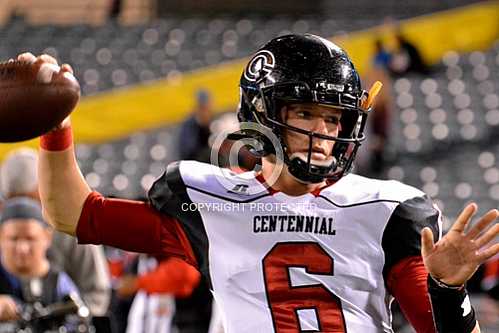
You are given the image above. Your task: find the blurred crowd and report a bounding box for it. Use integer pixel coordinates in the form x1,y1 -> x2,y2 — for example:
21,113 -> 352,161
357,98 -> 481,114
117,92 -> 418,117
0,134 -> 222,332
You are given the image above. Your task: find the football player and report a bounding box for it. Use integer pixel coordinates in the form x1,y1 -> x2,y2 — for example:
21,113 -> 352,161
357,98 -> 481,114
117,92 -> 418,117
24,34 -> 499,332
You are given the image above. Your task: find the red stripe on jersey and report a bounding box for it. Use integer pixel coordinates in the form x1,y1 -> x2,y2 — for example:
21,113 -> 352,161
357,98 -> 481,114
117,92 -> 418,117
76,191 -> 198,267
387,256 -> 436,333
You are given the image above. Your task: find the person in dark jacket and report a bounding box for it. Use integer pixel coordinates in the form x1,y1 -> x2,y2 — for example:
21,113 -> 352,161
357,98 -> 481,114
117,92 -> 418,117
178,90 -> 214,162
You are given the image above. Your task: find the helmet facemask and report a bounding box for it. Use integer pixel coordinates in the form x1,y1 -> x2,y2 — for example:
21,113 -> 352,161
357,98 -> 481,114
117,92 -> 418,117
247,81 -> 369,183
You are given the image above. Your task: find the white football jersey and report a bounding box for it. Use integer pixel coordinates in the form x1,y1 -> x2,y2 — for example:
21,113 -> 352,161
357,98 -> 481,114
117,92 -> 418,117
149,161 -> 442,333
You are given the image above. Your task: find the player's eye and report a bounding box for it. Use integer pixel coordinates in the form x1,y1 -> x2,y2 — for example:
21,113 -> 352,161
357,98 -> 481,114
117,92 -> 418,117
295,110 -> 313,119
325,116 -> 340,125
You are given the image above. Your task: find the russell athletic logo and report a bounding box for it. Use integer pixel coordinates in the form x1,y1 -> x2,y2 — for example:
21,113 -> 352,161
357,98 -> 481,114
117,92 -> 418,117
243,50 -> 275,82
228,184 -> 249,195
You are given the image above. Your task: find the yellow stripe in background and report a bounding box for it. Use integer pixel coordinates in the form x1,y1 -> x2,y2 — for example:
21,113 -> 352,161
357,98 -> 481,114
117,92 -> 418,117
337,0 -> 499,74
1,1 -> 498,160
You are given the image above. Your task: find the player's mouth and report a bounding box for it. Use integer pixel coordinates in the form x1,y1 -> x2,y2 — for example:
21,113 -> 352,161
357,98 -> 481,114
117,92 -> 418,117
292,147 -> 332,164
310,147 -> 328,160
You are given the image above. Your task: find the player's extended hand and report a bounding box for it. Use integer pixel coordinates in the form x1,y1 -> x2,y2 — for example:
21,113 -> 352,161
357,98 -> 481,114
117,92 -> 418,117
15,52 -> 73,130
421,203 -> 499,286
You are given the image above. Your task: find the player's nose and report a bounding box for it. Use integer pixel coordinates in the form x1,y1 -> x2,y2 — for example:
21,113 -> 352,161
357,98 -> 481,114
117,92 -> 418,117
311,117 -> 329,135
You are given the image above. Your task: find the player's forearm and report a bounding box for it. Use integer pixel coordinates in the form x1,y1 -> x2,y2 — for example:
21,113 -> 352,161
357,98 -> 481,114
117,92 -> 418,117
388,256 -> 480,333
427,275 -> 478,333
39,141 -> 91,236
387,256 -> 436,332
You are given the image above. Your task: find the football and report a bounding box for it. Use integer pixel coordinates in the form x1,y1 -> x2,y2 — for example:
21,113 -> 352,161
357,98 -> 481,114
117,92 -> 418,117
0,59 -> 80,142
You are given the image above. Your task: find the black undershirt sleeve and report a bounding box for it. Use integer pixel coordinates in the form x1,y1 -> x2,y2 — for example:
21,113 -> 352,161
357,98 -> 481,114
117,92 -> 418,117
382,194 -> 440,280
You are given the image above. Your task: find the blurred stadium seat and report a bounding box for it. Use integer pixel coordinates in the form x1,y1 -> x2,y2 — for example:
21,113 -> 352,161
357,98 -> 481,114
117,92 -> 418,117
0,15 -> 381,94
387,41 -> 499,221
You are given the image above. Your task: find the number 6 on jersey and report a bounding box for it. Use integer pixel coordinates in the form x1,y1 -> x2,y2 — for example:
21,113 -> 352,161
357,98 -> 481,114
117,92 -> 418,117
263,242 -> 347,332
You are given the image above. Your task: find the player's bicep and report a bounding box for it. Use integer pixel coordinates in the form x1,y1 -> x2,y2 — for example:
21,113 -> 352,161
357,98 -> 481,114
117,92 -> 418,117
76,192 -> 192,262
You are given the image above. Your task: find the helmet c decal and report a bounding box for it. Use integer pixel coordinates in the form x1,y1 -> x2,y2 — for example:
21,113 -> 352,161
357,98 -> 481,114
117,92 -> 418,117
243,50 -> 275,82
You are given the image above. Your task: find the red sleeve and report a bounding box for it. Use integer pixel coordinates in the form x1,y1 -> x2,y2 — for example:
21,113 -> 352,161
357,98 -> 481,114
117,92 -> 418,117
76,191 -> 198,267
136,257 -> 201,297
387,255 -> 436,333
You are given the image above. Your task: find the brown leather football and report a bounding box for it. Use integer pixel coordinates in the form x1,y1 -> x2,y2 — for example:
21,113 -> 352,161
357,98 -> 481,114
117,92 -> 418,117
0,59 -> 80,142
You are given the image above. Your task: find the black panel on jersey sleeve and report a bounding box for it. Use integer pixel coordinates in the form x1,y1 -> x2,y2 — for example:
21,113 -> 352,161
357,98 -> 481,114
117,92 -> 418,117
382,195 -> 440,279
148,161 -> 212,288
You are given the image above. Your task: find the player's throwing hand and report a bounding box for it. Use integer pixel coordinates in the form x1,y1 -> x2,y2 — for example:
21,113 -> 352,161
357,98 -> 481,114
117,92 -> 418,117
15,53 -> 73,131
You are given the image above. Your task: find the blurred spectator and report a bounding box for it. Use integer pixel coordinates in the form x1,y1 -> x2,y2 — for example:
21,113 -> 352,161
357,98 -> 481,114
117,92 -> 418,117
173,274 -> 213,333
178,90 -> 214,162
106,248 -> 138,287
0,148 -> 111,317
0,149 -> 37,198
106,248 -> 138,333
356,43 -> 394,176
116,255 -> 200,333
372,39 -> 393,71
0,198 -> 79,321
390,30 -> 430,76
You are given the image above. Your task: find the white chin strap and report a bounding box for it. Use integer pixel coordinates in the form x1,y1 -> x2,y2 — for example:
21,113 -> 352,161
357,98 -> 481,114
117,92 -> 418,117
289,152 -> 334,167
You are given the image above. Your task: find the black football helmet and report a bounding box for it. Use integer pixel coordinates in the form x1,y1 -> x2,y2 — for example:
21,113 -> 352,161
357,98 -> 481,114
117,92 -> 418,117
236,34 -> 372,184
